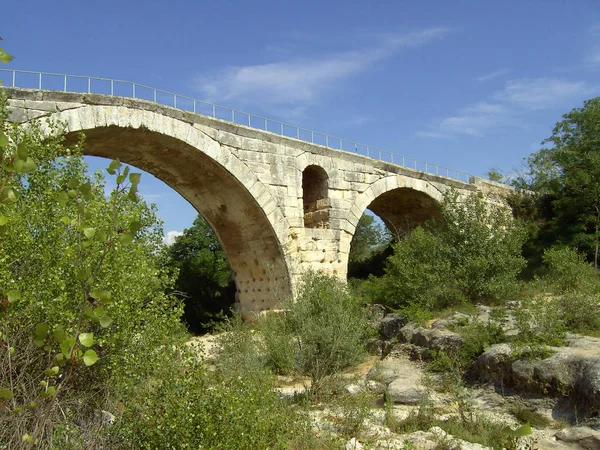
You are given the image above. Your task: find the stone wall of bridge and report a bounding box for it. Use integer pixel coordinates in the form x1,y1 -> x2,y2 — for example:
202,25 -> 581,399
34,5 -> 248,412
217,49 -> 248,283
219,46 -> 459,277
4,88 -> 513,317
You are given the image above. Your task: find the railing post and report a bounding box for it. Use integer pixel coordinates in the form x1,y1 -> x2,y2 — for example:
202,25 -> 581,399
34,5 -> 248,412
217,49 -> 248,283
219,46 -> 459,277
296,127 -> 299,139
12,70 -> 16,88
231,109 -> 234,122
153,89 -> 157,103
264,118 -> 267,131
280,122 -> 283,135
110,80 -> 114,96
38,72 -> 42,90
326,135 -> 329,148
193,100 -> 196,113
174,95 -> 177,109
132,83 -> 136,98
212,105 -> 216,117
63,75 -> 67,92
248,114 -> 251,127
87,77 -> 91,94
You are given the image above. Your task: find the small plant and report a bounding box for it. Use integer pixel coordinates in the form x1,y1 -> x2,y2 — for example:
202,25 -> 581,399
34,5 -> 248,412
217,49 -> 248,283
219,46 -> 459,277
510,405 -> 551,429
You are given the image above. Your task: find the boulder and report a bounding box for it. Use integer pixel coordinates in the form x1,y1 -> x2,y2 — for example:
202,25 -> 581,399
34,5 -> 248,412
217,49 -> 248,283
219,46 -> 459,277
555,427 -> 600,450
380,314 -> 408,340
386,378 -> 426,404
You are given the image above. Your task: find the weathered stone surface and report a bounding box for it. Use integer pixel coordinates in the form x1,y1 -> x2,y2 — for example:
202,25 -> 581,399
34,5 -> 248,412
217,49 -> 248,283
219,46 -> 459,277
380,313 -> 408,340
555,427 -> 600,450
386,378 -> 426,404
4,88 -> 512,316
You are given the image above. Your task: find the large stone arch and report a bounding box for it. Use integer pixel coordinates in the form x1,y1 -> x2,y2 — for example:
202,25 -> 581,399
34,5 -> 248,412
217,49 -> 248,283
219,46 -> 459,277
41,105 -> 292,317
343,175 -> 446,271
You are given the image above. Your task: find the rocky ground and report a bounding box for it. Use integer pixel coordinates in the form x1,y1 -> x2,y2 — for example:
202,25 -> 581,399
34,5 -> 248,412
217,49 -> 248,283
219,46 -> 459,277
192,307 -> 600,449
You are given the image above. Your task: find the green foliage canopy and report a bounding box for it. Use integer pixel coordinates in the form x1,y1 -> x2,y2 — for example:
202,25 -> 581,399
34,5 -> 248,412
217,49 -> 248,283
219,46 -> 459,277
517,96 -> 600,267
165,215 -> 235,332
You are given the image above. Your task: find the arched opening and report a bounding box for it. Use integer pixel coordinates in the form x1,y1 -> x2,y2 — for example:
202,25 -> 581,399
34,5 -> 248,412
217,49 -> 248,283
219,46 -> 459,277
368,187 -> 441,239
85,155 -> 237,334
63,122 -> 291,320
302,165 -> 329,228
348,187 -> 441,279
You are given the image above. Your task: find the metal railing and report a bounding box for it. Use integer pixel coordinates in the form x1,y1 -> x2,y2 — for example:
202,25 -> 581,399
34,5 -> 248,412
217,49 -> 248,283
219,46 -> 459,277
0,68 -> 472,183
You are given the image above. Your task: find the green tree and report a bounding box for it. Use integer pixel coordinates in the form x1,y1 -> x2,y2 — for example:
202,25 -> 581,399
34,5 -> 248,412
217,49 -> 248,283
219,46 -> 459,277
348,213 -> 392,279
0,94 -> 187,446
518,96 -> 600,267
165,215 -> 235,333
371,190 -> 527,310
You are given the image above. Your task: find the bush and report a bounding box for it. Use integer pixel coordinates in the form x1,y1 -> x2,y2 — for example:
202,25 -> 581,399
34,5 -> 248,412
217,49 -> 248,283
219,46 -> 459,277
540,246 -> 600,335
261,271 -> 371,399
369,190 -> 527,310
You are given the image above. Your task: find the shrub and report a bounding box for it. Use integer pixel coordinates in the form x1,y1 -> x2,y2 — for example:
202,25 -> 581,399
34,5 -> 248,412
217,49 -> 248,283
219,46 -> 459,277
261,271 -> 371,399
369,190 -> 527,311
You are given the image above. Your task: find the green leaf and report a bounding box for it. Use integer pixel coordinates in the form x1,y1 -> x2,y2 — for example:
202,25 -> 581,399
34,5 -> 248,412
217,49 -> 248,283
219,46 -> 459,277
96,228 -> 107,242
128,187 -> 138,202
129,172 -> 141,186
79,332 -> 94,348
42,385 -> 57,398
119,232 -> 133,245
129,220 -> 143,234
3,187 -> 16,202
26,401 -> 36,410
99,313 -> 113,328
53,325 -> 65,343
16,142 -> 28,160
57,192 -> 69,206
0,132 -> 8,148
22,434 -> 33,444
0,48 -> 14,64
45,366 -> 59,377
6,290 -> 21,302
0,388 -> 13,400
33,337 -> 45,347
54,354 -> 66,366
90,288 -> 111,302
79,181 -> 93,199
83,227 -> 96,239
123,166 -> 130,178
60,336 -> 75,358
68,189 -> 77,198
84,304 -> 95,319
0,216 -> 7,226
83,349 -> 99,366
21,157 -> 36,174
108,159 -> 122,174
67,177 -> 79,189
34,323 -> 49,337
512,423 -> 533,437
116,174 -> 126,184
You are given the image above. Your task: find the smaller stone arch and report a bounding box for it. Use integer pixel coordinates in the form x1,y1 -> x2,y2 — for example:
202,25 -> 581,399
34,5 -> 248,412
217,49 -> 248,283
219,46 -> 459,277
302,165 -> 330,229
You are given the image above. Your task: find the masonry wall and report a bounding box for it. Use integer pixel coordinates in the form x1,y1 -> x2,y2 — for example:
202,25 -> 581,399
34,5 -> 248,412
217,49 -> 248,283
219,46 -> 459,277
4,88 -> 513,316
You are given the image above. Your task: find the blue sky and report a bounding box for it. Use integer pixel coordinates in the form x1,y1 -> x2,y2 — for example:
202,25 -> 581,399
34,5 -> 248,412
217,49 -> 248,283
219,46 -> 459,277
3,0 -> 600,241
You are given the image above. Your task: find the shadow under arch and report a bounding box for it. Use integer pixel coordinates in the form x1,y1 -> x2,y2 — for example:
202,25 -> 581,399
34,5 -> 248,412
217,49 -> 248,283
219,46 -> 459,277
368,187 -> 441,238
52,106 -> 291,317
345,175 -> 445,277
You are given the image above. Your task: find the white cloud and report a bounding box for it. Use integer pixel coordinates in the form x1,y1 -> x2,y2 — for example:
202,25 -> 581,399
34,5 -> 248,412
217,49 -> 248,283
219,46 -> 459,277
475,69 -> 510,82
494,78 -> 595,110
194,27 -> 451,110
417,78 -> 597,139
163,230 -> 183,246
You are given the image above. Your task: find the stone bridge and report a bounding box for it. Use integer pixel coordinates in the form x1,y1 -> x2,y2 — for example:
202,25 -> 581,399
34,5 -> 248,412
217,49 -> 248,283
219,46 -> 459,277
3,88 -> 509,316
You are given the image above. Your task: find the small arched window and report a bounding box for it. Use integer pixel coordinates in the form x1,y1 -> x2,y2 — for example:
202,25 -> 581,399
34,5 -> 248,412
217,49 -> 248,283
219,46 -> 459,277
302,165 -> 329,228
